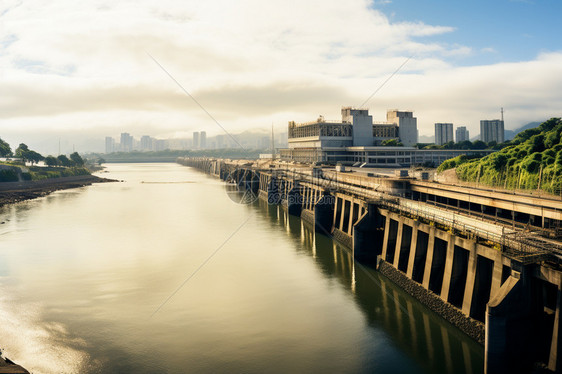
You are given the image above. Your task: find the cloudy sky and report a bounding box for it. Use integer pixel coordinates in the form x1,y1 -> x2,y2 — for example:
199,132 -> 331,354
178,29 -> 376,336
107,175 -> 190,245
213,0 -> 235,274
1,0 -> 561,153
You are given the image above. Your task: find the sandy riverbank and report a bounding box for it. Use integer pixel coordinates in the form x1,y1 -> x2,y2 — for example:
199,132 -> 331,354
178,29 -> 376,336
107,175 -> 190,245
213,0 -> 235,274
0,174 -> 118,207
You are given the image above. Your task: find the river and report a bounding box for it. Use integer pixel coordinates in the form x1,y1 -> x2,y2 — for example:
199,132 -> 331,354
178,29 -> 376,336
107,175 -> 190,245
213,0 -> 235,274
0,163 -> 483,373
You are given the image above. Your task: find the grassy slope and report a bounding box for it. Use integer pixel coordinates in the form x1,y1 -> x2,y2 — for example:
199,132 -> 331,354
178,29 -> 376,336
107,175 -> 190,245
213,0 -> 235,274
438,118 -> 562,193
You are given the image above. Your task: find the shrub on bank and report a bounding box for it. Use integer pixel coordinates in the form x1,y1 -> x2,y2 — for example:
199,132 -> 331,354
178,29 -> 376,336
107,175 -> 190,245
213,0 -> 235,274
0,169 -> 18,182
29,167 -> 90,180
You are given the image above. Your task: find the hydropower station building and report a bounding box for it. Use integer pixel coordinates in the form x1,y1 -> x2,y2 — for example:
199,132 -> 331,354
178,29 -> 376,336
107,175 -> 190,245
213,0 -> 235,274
280,107 -> 493,166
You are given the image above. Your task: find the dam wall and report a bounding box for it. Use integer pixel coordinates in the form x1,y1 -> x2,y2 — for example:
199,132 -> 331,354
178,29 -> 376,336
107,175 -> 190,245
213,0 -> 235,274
178,157 -> 562,374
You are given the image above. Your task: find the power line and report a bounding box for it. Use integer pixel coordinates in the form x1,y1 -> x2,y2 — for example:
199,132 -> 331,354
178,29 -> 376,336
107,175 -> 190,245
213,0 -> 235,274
359,55 -> 414,108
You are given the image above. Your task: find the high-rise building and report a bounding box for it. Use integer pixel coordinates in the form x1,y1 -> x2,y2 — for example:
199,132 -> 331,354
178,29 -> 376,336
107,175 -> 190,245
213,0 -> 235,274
120,133 -> 133,152
480,120 -> 504,144
387,110 -> 418,147
140,135 -> 153,151
193,132 -> 200,149
456,126 -> 469,143
216,135 -> 225,149
105,137 -> 115,154
200,131 -> 207,149
153,139 -> 168,151
435,123 -> 454,145
342,107 -> 374,146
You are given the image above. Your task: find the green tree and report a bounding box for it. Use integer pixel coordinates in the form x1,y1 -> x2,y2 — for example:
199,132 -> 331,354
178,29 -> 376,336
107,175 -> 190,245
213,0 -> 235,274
442,141 -> 455,149
457,140 -> 473,150
15,143 -> 30,160
381,139 -> 403,147
26,150 -> 44,165
57,154 -> 72,167
14,143 -> 43,164
472,140 -> 487,150
0,137 -> 12,157
492,154 -> 509,170
70,152 -> 84,166
424,144 -> 440,149
44,155 -> 59,166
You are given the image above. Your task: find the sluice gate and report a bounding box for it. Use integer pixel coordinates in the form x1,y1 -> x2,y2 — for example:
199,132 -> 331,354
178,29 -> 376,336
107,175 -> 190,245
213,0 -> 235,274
178,157 -> 562,374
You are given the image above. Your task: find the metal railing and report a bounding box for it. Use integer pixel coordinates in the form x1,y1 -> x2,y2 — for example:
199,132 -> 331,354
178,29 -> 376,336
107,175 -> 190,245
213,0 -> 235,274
274,168 -> 562,262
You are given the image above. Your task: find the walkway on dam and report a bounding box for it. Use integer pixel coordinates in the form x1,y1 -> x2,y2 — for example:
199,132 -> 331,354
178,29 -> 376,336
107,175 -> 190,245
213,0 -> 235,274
279,168 -> 561,262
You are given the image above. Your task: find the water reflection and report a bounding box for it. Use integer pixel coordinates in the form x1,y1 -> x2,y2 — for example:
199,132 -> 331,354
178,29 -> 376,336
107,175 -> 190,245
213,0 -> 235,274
265,204 -> 484,374
0,164 -> 484,374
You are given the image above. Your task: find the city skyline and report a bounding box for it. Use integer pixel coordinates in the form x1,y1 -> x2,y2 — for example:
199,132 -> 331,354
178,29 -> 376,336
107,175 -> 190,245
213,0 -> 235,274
1,0 -> 561,155
103,129 -> 289,153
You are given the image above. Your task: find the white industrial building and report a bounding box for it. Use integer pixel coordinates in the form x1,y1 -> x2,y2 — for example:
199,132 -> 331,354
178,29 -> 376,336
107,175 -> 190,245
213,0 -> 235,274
281,107 -> 493,167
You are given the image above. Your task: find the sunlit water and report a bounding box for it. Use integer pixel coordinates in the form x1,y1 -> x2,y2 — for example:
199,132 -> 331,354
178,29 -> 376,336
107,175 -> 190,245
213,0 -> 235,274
0,163 -> 483,373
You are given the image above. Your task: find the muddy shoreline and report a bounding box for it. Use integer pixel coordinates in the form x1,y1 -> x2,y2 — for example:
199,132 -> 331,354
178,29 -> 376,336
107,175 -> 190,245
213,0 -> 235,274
0,174 -> 118,207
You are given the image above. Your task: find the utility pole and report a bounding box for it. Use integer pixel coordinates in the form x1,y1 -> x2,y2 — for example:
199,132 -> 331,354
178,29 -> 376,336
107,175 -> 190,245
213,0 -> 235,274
271,123 -> 275,160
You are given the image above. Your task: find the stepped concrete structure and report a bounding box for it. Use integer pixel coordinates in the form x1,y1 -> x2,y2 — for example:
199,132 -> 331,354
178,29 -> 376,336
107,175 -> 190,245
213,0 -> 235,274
179,157 -> 562,374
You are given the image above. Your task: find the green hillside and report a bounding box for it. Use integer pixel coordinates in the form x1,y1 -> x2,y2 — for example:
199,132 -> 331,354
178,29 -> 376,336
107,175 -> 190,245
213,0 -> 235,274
438,118 -> 562,194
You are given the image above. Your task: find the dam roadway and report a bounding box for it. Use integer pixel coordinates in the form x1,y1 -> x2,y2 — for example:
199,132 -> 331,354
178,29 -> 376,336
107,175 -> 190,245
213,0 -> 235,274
179,157 -> 562,374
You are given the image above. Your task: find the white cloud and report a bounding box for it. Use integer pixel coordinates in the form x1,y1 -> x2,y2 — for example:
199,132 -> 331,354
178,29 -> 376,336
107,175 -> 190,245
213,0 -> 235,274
0,0 -> 560,153
481,47 -> 497,54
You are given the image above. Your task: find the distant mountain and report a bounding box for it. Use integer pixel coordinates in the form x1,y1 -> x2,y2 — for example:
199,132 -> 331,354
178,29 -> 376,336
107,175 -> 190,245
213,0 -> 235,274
504,121 -> 542,140
418,135 -> 434,143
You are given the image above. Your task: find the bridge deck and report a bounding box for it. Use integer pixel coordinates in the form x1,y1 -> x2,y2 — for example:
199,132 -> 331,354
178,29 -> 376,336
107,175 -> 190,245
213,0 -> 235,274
410,180 -> 562,221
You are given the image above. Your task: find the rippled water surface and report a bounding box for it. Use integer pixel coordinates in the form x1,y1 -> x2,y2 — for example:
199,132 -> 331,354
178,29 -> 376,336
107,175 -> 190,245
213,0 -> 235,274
0,163 -> 483,373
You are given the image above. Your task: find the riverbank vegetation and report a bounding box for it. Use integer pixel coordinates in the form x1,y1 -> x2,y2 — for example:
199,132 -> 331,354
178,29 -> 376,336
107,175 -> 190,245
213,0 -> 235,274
418,139 -> 504,150
0,138 -> 90,182
438,118 -> 562,194
0,163 -> 91,182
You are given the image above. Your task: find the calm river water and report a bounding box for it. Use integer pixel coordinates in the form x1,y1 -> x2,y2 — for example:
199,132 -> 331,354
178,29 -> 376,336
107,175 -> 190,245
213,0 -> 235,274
0,163 -> 483,373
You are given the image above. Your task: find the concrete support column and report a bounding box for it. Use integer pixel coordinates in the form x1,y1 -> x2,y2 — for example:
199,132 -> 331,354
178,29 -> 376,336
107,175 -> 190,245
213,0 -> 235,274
393,218 -> 404,269
339,198 -> 347,231
381,214 -> 391,261
332,197 -> 340,230
347,201 -> 355,236
353,205 -> 379,262
422,227 -> 436,290
313,191 -> 334,235
267,177 -> 281,205
485,263 -> 544,374
549,283 -> 562,372
440,233 -> 456,301
490,254 -> 503,299
462,243 -> 478,316
406,221 -> 420,279
287,184 -> 302,217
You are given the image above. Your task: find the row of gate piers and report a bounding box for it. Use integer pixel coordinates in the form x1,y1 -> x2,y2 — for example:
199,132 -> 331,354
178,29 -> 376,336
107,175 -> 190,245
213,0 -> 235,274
178,158 -> 562,374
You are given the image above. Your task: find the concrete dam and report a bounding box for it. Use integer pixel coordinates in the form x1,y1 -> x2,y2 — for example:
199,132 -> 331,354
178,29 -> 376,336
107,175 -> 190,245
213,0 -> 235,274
178,157 -> 562,374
